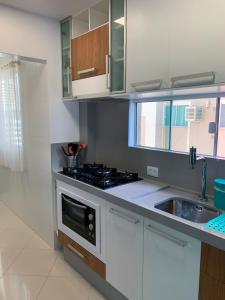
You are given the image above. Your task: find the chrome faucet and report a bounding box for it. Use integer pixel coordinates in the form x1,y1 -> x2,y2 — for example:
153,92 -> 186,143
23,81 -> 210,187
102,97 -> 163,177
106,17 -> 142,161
189,147 -> 208,202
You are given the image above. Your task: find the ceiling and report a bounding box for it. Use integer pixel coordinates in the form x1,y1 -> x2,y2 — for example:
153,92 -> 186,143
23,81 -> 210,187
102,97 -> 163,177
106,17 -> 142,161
0,0 -> 101,20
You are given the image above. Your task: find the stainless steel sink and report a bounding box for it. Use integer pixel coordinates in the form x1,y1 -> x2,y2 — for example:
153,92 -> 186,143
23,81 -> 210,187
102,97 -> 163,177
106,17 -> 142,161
154,197 -> 221,223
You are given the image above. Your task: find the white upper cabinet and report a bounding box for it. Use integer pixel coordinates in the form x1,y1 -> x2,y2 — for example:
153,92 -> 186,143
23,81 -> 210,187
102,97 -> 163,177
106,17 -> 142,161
67,0 -> 127,99
143,219 -> 201,300
126,0 -> 225,92
126,0 -> 170,93
105,204 -> 143,300
168,0 -> 225,86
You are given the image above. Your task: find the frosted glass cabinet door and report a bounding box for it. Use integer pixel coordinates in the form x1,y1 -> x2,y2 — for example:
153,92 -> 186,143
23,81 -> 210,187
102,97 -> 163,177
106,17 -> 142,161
110,0 -> 126,93
61,17 -> 72,99
106,204 -> 143,300
143,219 -> 201,300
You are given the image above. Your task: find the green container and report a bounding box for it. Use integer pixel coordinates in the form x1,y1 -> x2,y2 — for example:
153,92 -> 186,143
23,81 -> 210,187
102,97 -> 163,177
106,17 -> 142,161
214,179 -> 225,210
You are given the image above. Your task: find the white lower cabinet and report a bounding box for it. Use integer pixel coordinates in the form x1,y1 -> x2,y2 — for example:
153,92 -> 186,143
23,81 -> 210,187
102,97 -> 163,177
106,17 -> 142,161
105,204 -> 143,300
143,219 -> 201,300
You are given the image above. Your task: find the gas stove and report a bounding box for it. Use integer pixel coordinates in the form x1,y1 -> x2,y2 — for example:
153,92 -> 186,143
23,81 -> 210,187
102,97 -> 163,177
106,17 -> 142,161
60,163 -> 142,189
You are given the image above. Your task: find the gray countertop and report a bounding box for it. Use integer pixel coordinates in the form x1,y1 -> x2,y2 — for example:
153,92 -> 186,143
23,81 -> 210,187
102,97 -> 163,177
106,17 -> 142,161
54,171 -> 225,251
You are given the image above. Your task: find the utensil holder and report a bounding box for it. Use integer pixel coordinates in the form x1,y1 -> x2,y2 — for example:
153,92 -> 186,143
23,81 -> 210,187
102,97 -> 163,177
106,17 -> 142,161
67,156 -> 77,168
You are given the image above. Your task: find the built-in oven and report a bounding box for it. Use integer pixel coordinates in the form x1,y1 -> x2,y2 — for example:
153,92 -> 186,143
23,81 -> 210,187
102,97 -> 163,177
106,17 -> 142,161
57,185 -> 100,256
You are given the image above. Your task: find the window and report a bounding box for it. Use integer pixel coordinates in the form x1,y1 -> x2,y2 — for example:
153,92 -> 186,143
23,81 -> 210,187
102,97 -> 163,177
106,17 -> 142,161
217,98 -> 225,157
0,61 -> 23,171
136,101 -> 170,150
171,99 -> 217,155
132,97 -> 224,157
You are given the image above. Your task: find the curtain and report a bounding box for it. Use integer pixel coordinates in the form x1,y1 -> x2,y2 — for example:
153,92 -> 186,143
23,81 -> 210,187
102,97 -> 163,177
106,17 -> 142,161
0,61 -> 23,171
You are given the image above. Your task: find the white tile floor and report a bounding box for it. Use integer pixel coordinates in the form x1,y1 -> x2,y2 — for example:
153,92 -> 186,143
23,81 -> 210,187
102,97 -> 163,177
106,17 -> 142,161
0,202 -> 106,300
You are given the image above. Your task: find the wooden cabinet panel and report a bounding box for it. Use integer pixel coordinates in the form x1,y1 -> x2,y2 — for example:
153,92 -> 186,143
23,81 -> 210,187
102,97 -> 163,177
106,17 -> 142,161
201,243 -> 225,283
199,273 -> 225,300
72,23 -> 109,81
199,243 -> 225,300
58,230 -> 106,279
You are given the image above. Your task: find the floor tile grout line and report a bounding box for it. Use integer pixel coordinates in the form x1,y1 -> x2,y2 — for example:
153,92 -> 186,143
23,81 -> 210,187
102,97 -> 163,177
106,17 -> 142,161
36,254 -> 58,300
35,276 -> 49,300
2,230 -> 36,275
2,247 -> 24,276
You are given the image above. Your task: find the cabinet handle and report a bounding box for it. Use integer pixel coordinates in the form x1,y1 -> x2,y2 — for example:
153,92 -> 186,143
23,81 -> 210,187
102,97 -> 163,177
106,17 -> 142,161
131,79 -> 162,92
106,54 -> 111,90
171,71 -> 216,88
146,224 -> 187,247
62,195 -> 87,210
109,208 -> 139,224
67,67 -> 71,95
77,68 -> 96,75
67,243 -> 85,259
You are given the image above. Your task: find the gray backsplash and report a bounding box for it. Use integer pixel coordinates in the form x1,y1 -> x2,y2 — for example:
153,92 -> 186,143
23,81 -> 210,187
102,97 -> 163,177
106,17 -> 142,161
80,101 -> 225,195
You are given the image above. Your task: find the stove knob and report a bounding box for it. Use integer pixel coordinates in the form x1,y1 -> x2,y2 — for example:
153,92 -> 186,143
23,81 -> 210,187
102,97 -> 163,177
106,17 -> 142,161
88,214 -> 94,221
89,224 -> 94,231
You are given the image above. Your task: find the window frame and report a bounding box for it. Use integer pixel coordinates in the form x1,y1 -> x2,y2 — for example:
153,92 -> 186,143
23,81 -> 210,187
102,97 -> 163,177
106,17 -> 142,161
129,96 -> 223,159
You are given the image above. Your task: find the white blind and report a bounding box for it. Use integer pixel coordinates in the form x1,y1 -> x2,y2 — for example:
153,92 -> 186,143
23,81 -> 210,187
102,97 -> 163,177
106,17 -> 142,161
0,61 -> 23,171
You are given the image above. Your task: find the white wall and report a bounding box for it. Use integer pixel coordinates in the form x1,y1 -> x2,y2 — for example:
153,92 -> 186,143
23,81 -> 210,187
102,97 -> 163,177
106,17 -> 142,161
0,4 -> 80,143
1,62 -> 54,245
0,5 -> 79,247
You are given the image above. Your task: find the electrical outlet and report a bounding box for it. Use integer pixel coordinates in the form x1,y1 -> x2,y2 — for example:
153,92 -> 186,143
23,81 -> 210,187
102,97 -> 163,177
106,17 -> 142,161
147,166 -> 159,178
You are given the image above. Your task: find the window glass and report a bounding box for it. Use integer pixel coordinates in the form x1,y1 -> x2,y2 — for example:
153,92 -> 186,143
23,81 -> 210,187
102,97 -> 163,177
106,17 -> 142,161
171,99 -> 217,155
135,98 -> 217,156
217,98 -> 225,157
136,101 -> 170,149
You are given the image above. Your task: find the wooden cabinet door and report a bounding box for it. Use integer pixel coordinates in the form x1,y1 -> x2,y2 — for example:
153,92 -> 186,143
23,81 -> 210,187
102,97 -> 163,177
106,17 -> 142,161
199,243 -> 225,300
72,23 -> 109,81
143,219 -> 201,300
105,204 -> 143,300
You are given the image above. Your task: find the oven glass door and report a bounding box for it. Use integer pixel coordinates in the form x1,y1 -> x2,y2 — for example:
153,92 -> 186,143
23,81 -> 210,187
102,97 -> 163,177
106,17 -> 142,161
61,193 -> 96,245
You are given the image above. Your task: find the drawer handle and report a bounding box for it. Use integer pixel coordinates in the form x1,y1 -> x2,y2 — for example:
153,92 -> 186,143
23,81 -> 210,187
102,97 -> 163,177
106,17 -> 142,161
67,243 -> 85,259
109,208 -> 139,224
77,67 -> 96,75
171,71 -> 216,88
146,224 -> 187,247
131,79 -> 162,92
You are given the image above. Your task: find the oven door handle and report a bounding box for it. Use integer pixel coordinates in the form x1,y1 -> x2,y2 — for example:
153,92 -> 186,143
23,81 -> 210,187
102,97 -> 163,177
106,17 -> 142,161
62,195 -> 87,210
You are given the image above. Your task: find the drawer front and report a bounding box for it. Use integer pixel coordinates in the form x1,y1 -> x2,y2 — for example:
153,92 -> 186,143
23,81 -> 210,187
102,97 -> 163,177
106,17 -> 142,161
58,230 -> 106,279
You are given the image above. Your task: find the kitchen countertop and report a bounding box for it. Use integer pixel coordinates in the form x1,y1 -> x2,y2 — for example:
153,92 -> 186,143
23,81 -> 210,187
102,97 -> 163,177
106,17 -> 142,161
54,171 -> 225,251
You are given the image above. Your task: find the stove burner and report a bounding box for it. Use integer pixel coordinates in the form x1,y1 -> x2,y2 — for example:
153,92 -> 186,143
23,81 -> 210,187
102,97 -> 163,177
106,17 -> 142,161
118,171 -> 139,182
63,167 -> 81,176
83,163 -> 104,170
60,163 -> 142,190
94,167 -> 117,178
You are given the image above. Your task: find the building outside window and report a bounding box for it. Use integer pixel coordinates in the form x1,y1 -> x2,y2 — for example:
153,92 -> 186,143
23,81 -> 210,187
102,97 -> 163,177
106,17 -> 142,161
133,97 -> 223,158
